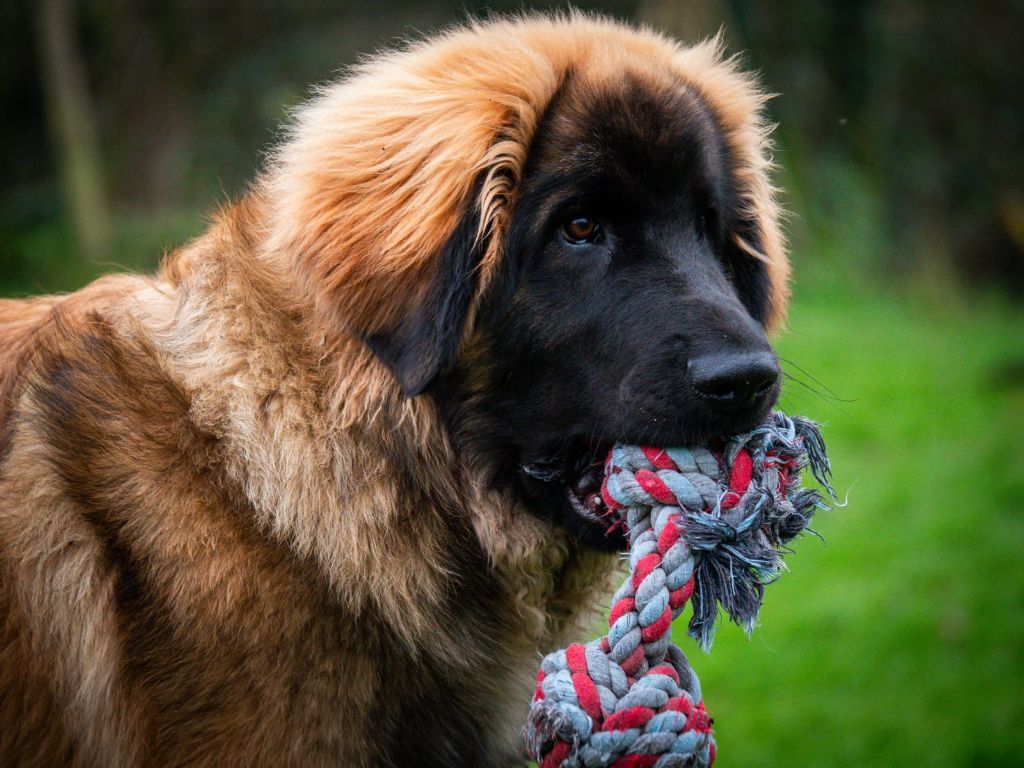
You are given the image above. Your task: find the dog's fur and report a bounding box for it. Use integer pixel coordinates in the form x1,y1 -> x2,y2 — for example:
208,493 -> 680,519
0,15 -> 787,767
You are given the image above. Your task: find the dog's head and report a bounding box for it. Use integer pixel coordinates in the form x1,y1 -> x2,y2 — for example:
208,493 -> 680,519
269,16 -> 788,550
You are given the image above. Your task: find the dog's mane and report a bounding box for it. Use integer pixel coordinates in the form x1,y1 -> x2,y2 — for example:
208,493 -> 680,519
262,13 -> 787,346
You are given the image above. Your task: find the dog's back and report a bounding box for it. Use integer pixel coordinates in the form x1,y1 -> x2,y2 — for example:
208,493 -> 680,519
0,295 -> 57,415
0,296 -> 57,348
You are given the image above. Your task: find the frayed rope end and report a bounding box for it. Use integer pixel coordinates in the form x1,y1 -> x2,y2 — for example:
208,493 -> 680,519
687,412 -> 839,650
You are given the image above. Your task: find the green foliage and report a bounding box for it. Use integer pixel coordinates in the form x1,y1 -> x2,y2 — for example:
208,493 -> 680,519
0,210 -> 202,297
687,256 -> 1024,766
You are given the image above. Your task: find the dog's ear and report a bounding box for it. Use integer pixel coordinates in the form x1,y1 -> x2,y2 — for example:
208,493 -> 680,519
725,220 -> 772,326
364,188 -> 485,396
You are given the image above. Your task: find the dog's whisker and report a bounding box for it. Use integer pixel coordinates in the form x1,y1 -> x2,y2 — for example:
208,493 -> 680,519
777,390 -> 812,415
779,356 -> 854,402
781,370 -> 855,405
780,374 -> 851,416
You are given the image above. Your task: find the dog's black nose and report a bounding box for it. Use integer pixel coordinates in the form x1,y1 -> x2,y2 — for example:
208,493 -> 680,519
689,351 -> 779,412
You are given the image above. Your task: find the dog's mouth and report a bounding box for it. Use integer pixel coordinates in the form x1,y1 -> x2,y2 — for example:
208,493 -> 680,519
519,437 -> 614,531
564,442 -> 608,524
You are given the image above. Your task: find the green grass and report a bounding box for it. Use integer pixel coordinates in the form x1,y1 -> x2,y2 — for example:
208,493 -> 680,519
4,218 -> 1024,765
689,268 -> 1024,766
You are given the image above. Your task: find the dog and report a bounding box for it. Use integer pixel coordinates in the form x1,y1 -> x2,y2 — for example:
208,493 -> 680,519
0,14 -> 788,767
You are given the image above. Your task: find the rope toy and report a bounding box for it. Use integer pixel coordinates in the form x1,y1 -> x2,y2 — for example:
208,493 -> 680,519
525,411 -> 834,768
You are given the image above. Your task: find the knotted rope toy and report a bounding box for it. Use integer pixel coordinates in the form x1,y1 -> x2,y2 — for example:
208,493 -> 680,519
525,411 -> 834,768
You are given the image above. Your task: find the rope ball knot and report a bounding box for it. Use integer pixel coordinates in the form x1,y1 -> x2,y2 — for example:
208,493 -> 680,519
525,411 -> 835,768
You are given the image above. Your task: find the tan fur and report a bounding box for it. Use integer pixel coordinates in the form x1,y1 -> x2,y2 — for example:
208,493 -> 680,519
0,14 -> 786,766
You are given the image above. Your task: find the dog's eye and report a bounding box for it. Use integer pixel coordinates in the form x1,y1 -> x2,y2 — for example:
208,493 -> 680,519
560,216 -> 601,245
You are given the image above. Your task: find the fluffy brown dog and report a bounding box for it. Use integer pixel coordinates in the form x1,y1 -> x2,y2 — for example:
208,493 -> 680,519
0,14 -> 789,767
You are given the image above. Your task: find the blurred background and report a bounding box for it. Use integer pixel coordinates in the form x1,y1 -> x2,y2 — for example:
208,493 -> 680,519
2,1 -> 1022,765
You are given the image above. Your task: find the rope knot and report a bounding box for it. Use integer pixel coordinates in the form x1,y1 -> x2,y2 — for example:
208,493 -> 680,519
525,411 -> 835,767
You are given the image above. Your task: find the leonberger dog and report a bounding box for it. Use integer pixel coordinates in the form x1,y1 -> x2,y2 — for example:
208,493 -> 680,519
0,14 -> 789,767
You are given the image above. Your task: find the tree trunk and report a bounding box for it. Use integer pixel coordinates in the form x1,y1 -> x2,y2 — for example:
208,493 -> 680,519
36,0 -> 110,262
